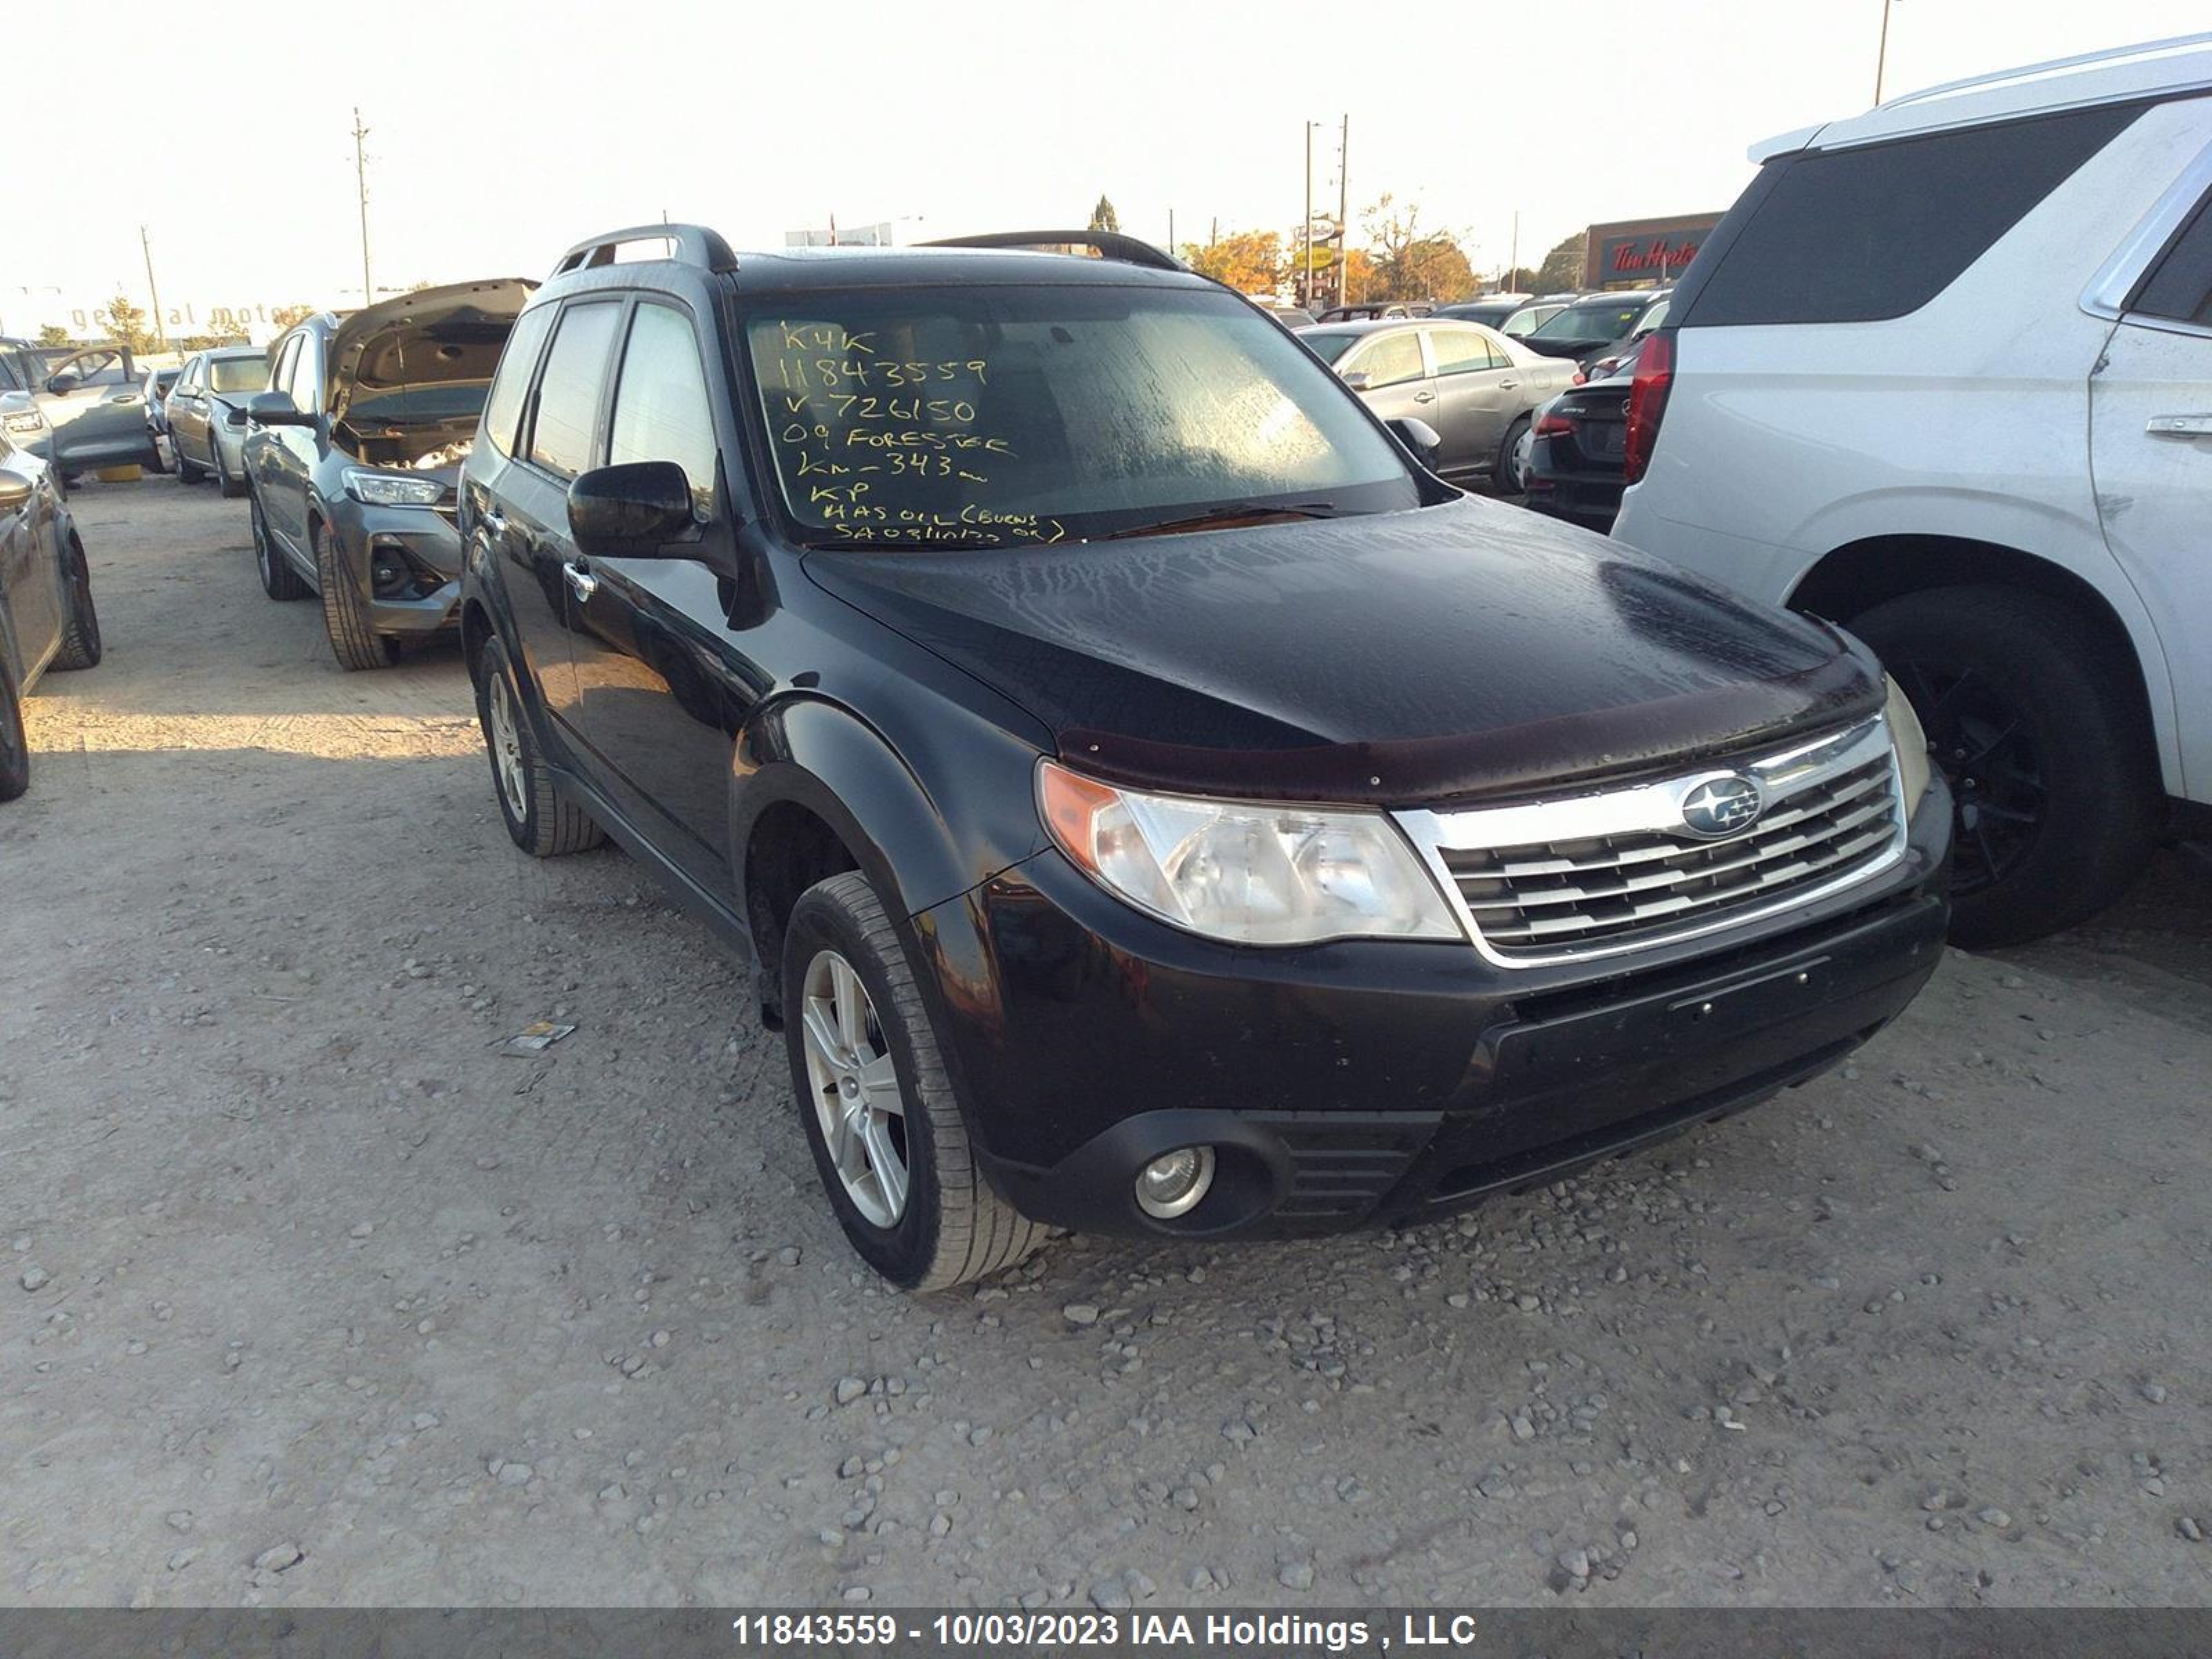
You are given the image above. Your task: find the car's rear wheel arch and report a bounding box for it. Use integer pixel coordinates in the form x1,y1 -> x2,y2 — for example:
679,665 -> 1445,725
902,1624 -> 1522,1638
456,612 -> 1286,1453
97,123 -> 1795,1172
1790,534 -> 2161,766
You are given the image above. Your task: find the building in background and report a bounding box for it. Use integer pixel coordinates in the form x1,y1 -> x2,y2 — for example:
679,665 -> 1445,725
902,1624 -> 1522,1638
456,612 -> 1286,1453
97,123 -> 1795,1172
1582,214 -> 1722,288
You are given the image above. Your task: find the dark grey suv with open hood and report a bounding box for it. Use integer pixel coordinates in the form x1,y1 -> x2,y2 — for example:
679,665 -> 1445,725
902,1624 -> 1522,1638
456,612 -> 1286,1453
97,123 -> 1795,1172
243,278 -> 534,668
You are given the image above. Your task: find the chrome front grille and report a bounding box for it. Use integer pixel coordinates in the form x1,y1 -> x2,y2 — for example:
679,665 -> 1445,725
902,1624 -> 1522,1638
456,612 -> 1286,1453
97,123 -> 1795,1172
1398,718 -> 1906,967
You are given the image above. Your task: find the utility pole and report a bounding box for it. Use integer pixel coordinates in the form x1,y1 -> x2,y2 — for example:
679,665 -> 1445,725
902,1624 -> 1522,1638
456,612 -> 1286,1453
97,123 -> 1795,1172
352,106 -> 373,304
1873,0 -> 1897,104
1336,115 -> 1350,308
1509,210 -> 1520,288
140,225 -> 167,349
1302,122 -> 1315,308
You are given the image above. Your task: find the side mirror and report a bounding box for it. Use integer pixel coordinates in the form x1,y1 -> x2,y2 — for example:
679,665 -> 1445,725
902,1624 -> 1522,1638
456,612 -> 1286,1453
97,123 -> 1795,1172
1387,416 -> 1443,471
46,373 -> 81,396
244,390 -> 312,427
225,406 -> 250,429
568,460 -> 695,557
0,469 -> 32,509
1340,370 -> 1371,392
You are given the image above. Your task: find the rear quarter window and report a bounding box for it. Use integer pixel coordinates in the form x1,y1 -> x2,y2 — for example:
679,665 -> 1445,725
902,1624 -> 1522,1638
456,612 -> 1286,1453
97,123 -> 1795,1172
1678,104 -> 2139,327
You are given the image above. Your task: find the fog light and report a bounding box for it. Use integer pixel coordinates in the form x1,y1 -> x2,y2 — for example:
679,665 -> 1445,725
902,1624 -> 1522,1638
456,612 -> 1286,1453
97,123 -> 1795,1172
1134,1146 -> 1216,1220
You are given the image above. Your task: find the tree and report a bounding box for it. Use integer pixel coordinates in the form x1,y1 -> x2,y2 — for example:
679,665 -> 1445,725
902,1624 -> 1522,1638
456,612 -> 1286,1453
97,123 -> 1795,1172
1359,194 -> 1478,302
1087,195 -> 1119,234
1534,232 -> 1586,294
271,303 -> 317,330
35,324 -> 71,348
1182,230 -> 1284,295
100,292 -> 153,353
1499,265 -> 1539,292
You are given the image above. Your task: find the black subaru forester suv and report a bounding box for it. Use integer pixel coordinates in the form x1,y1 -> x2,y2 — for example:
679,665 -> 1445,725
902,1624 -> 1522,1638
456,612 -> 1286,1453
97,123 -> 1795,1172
458,224 -> 1952,1291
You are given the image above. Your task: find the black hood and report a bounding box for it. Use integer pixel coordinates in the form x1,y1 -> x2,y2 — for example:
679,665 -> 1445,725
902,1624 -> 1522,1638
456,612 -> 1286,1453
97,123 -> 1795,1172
803,497 -> 1881,807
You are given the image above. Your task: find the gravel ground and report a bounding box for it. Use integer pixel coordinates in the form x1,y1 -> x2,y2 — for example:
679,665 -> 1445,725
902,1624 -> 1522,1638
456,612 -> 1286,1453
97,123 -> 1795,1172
3,480 -> 2209,1609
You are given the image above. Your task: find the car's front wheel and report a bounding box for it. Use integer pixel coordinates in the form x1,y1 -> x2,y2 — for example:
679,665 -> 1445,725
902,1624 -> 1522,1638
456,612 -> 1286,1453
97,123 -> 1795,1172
252,496 -> 310,601
313,520 -> 399,671
471,632 -> 604,856
780,870 -> 1046,1292
0,652 -> 28,802
1851,585 -> 2162,948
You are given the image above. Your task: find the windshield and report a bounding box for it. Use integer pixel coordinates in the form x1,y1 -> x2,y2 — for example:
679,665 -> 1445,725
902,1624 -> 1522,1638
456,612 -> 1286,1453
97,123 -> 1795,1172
745,286 -> 1416,547
208,357 -> 266,394
1530,299 -> 1650,344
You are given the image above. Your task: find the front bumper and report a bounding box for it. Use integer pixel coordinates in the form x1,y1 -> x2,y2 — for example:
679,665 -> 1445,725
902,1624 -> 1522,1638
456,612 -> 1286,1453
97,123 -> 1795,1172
327,500 -> 465,635
928,778 -> 1951,1240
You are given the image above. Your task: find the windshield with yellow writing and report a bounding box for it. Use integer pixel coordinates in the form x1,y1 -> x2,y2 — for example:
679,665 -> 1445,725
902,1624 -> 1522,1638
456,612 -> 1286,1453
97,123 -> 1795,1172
744,286 -> 1416,548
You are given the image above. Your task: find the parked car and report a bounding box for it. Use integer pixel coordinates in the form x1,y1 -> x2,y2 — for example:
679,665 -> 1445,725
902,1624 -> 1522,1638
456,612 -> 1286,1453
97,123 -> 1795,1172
1297,317 -> 1577,490
169,348 -> 268,496
11,344 -> 160,476
1497,295 -> 1578,339
1313,300 -> 1435,321
1614,33 -> 2212,947
0,433 -> 102,800
458,222 -> 1950,1290
1580,297 -> 1669,380
243,279 -> 535,668
1523,343 -> 1639,530
1519,289 -> 1672,368
1257,303 -> 1317,329
1431,294 -> 1531,328
140,364 -> 182,473
0,341 -> 55,463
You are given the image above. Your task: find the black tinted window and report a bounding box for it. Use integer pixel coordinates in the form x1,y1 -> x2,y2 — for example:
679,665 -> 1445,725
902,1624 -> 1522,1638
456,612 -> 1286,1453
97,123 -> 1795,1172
528,303 -> 619,479
2133,192 -> 2212,326
481,303 -> 556,458
1680,104 -> 2137,327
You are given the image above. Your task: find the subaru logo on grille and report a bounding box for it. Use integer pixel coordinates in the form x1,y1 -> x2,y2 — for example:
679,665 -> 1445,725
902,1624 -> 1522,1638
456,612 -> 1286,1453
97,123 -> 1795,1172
1680,774 -> 1763,838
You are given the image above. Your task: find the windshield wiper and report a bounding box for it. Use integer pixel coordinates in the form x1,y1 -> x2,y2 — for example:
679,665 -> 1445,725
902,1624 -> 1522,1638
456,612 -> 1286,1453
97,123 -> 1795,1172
1101,503 -> 1340,541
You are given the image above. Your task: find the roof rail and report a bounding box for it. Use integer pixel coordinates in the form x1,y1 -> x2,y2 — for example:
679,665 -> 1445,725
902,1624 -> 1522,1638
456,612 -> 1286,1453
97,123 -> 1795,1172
1881,30 -> 2212,111
919,229 -> 1185,272
552,223 -> 739,279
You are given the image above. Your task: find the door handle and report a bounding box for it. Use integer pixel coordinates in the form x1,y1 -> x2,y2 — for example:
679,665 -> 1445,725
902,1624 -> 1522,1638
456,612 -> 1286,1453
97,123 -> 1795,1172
1499,378 -> 1519,390
2146,413 -> 2212,438
480,507 -> 507,535
562,560 -> 599,602
1414,391 -> 1436,403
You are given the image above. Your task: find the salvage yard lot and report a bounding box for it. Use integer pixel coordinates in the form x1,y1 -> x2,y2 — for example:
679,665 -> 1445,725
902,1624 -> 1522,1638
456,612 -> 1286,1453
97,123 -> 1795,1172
3,481 -> 2209,1606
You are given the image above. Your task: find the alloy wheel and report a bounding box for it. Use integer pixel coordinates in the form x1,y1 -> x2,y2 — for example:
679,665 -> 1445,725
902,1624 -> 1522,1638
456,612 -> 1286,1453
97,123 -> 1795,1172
798,948 -> 910,1228
1892,658 -> 2043,896
484,667 -> 527,819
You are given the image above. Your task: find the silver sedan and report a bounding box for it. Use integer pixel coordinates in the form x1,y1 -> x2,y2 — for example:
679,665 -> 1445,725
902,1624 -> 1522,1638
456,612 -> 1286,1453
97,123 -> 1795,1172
1298,318 -> 1578,492
167,347 -> 270,498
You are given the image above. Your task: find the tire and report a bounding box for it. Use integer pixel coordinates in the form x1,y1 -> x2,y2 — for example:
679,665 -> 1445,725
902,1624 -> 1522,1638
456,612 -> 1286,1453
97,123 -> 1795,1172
176,435 -> 206,485
471,631 -> 603,856
50,534 -> 102,671
252,494 -> 310,601
1494,414 -> 1533,495
0,652 -> 27,803
147,431 -> 174,476
312,518 -> 399,670
781,870 -> 1047,1292
212,433 -> 247,498
1850,584 -> 2162,949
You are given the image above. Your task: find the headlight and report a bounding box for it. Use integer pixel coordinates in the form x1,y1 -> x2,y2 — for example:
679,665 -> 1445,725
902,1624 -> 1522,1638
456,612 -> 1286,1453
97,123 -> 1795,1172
1883,674 -> 1932,811
1038,761 -> 1461,946
343,469 -> 444,508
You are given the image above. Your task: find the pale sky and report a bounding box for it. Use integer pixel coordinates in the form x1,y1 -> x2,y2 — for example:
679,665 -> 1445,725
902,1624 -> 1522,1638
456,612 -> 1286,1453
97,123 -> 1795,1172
9,0 -> 2209,324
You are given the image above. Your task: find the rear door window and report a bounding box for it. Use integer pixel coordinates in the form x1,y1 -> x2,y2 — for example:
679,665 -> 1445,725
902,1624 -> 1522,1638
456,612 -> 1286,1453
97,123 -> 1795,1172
481,303 -> 556,458
1430,328 -> 1501,375
527,302 -> 620,480
1679,104 -> 2139,327
2131,190 -> 2212,327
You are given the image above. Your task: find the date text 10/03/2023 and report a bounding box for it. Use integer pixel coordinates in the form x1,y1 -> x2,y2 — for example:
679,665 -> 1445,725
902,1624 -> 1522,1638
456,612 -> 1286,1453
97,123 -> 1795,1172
728,1613 -> 1485,1650
763,321 -> 1069,548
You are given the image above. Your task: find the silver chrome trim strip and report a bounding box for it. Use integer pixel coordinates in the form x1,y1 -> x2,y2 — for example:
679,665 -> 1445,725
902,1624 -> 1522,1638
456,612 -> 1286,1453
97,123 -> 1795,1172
1397,718 -> 1908,970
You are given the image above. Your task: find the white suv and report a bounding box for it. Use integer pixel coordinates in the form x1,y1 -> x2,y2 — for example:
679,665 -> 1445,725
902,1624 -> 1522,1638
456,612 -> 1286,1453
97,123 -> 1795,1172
1613,35 -> 2212,947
